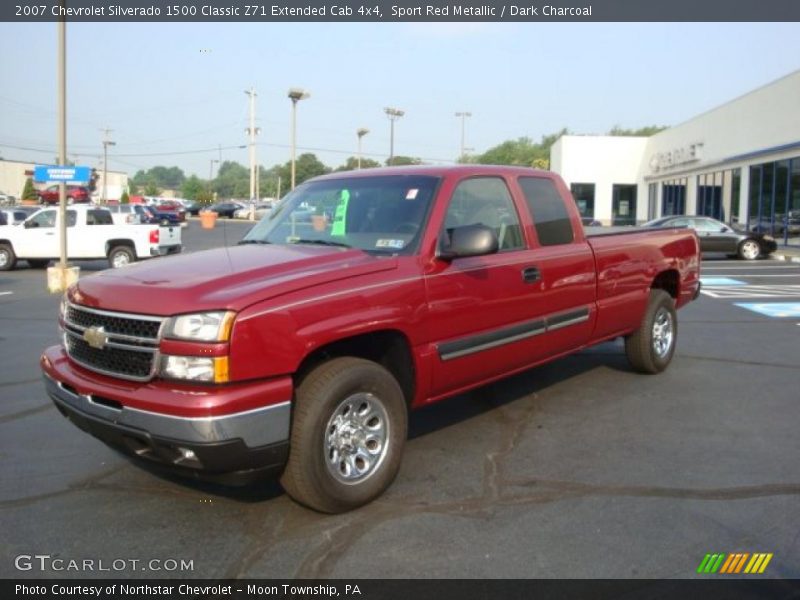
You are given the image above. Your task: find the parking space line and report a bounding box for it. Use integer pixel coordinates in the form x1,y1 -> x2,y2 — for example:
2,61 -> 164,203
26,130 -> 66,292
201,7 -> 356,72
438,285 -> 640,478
734,302 -> 800,318
0,291 -> 14,296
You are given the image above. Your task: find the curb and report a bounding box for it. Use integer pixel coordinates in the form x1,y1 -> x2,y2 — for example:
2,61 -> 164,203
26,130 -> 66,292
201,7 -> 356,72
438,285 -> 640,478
771,254 -> 800,263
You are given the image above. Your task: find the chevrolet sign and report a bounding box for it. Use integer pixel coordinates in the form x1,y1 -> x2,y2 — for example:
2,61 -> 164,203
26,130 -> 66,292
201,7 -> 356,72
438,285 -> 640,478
83,327 -> 108,350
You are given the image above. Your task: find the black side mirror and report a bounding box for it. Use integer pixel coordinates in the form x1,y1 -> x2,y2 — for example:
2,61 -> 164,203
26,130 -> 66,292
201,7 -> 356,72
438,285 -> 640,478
439,224 -> 499,261
24,220 -> 38,229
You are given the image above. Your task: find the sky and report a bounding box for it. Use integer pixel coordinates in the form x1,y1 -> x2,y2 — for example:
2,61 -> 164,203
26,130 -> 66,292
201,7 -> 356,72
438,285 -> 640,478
1,21 -> 799,179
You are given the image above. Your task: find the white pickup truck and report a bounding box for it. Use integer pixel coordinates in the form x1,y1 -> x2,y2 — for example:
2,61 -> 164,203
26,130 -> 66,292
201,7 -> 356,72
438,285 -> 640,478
0,205 -> 181,270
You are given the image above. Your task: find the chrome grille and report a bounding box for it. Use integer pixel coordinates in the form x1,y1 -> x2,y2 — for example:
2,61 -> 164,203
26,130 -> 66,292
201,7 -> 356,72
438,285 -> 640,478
63,303 -> 164,381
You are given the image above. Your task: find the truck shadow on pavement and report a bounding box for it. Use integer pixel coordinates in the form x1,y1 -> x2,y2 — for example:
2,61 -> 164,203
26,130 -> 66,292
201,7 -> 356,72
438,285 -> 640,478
131,341 -> 630,504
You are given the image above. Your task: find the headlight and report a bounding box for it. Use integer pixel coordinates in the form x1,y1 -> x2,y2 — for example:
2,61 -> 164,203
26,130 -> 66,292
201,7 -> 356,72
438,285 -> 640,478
161,355 -> 229,383
165,311 -> 235,341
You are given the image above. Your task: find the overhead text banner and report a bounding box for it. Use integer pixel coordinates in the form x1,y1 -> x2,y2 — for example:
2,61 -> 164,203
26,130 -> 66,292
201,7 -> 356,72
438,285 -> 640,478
3,0 -> 800,22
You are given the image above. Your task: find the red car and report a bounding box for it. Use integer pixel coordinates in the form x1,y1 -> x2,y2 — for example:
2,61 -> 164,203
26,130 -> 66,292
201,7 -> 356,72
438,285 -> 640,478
42,165 -> 701,513
153,199 -> 187,222
37,185 -> 90,205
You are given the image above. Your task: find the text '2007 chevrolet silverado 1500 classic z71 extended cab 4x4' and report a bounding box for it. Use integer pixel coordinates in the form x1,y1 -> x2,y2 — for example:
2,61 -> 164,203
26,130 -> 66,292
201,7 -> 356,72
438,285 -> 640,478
41,166 -> 701,513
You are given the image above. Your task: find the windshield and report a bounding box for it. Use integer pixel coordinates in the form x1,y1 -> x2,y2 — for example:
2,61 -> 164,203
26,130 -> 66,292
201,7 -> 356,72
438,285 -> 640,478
242,174 -> 440,254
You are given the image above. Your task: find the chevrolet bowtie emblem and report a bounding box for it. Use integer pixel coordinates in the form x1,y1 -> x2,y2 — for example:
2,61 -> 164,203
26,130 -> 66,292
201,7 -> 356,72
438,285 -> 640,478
83,326 -> 108,350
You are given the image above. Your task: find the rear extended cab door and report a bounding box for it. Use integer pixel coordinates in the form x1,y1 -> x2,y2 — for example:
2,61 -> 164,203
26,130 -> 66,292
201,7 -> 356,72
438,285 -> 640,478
422,171 -> 596,399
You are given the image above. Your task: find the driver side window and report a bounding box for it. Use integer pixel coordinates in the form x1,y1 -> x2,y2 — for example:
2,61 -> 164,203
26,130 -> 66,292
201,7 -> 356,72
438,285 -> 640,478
442,177 -> 523,252
29,210 -> 56,228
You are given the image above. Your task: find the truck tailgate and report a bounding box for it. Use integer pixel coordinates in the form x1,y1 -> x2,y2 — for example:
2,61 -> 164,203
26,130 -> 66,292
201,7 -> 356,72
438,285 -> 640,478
158,225 -> 182,250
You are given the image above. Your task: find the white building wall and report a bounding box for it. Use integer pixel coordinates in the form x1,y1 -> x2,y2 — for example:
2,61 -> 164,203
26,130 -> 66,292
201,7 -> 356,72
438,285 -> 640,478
550,135 -> 649,224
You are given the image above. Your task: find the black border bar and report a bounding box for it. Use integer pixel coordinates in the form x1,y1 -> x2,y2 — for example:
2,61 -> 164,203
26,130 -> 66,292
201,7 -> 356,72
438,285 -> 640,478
4,0 -> 800,22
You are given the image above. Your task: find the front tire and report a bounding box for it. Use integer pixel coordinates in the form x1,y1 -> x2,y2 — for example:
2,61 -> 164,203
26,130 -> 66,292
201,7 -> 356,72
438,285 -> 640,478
280,357 -> 407,513
0,243 -> 17,271
108,245 -> 135,268
625,290 -> 677,374
738,239 -> 761,260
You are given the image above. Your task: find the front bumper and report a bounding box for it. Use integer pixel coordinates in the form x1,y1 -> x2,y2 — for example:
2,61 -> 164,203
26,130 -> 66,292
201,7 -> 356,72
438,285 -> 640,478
42,346 -> 291,485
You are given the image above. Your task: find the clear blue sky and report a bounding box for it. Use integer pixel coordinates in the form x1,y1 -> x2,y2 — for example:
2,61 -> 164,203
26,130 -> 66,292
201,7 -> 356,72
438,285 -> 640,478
1,22 -> 799,178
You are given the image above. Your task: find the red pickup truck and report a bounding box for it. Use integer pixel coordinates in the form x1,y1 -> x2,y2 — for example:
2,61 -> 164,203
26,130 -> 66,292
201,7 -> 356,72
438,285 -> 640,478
41,166 -> 701,513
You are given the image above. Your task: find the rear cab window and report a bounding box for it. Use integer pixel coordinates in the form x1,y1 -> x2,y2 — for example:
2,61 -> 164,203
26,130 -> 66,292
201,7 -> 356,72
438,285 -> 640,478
518,176 -> 574,246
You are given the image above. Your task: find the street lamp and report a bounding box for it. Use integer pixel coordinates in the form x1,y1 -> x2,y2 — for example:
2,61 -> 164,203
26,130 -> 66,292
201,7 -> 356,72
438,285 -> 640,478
356,128 -> 369,169
384,107 -> 404,166
455,111 -> 472,159
102,138 -> 116,203
288,87 -> 310,189
208,158 -> 219,194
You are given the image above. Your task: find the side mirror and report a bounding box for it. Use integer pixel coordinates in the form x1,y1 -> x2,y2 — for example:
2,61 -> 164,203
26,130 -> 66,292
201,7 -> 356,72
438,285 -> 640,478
24,220 -> 38,229
439,224 -> 499,261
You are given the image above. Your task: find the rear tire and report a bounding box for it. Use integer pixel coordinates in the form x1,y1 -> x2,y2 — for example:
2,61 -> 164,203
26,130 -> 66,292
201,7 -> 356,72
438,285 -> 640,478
738,239 -> 761,260
0,243 -> 17,271
108,245 -> 135,268
625,290 -> 677,374
280,357 -> 407,513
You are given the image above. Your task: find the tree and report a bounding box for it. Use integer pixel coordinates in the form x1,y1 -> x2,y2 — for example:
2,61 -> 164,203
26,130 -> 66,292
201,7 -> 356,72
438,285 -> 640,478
475,129 -> 568,170
132,166 -> 186,191
335,156 -> 381,171
181,175 -> 205,201
120,190 -> 130,204
386,156 -> 422,167
143,182 -> 159,196
292,153 -> 330,186
609,125 -> 668,137
215,161 -> 250,198
21,177 -> 37,201
128,180 -> 137,195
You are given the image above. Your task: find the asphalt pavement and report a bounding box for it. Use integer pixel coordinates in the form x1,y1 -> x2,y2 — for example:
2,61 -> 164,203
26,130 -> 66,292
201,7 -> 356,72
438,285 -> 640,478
1,228 -> 798,579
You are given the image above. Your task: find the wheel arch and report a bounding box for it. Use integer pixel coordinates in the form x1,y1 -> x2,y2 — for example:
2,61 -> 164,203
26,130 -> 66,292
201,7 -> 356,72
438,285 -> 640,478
105,239 -> 137,257
294,329 -> 416,409
651,268 -> 680,300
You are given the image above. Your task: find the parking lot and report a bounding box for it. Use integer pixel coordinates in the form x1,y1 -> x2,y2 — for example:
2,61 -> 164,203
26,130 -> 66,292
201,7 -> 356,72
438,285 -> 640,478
1,222 -> 799,579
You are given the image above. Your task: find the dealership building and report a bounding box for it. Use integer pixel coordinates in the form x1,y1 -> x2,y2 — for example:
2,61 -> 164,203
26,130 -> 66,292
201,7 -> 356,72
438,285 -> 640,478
0,159 -> 128,203
550,69 -> 800,245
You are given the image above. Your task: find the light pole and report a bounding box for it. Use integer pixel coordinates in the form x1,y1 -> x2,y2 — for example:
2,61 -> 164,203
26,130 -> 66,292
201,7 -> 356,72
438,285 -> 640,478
208,158 -> 219,193
244,88 -> 259,201
57,16 -> 67,271
455,111 -> 472,160
102,133 -> 115,203
356,128 -> 369,169
288,87 -> 310,189
384,107 -> 404,166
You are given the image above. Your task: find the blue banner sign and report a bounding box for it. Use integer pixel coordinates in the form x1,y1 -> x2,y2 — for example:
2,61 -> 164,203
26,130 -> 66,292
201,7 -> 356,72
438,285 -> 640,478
34,165 -> 91,183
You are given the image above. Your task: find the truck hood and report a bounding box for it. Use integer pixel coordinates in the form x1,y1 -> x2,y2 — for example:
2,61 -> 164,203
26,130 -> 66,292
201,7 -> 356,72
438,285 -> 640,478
69,245 -> 398,315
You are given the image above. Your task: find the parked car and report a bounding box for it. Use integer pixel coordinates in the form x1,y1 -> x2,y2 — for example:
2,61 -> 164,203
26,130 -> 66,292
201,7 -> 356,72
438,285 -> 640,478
0,191 -> 17,205
643,215 -> 777,260
153,200 -> 187,222
37,185 -> 91,205
581,217 -> 602,227
0,204 -> 181,270
234,202 -> 273,219
105,203 -> 162,225
177,199 -> 201,216
42,165 -> 702,513
1,208 -> 34,225
205,201 -> 246,218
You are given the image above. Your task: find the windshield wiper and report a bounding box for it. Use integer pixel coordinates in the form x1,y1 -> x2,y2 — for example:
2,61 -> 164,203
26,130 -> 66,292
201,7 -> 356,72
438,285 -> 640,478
238,239 -> 271,245
291,239 -> 352,248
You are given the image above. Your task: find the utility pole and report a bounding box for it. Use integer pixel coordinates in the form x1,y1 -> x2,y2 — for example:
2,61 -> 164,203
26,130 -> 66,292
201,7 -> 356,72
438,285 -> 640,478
384,107 -> 404,166
356,128 -> 369,169
57,17 -> 67,270
101,127 -> 115,203
244,88 -> 259,201
455,111 -> 472,160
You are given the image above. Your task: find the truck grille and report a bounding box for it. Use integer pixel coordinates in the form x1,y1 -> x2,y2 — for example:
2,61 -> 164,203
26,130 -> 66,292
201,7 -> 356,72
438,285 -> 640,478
62,303 -> 164,381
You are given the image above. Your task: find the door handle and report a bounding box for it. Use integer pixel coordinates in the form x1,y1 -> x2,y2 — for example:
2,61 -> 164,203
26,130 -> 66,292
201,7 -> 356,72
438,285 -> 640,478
522,266 -> 540,283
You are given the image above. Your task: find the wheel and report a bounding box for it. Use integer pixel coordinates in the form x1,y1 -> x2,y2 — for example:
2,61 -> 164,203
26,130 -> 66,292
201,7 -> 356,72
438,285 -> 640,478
0,243 -> 17,271
625,289 -> 677,374
738,239 -> 761,260
108,246 -> 135,268
27,259 -> 49,269
280,357 -> 407,513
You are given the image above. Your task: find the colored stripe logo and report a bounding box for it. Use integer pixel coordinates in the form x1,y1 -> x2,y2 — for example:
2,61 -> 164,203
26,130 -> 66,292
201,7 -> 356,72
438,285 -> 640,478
697,553 -> 773,574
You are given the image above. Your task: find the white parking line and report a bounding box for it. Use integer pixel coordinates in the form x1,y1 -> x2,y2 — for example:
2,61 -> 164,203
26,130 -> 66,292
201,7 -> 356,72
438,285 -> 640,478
0,291 -> 14,296
702,285 -> 800,298
703,266 -> 799,270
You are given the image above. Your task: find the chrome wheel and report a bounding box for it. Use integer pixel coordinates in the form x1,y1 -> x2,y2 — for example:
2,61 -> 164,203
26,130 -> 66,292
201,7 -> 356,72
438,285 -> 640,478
740,240 -> 760,260
652,307 -> 674,358
324,392 -> 389,485
0,251 -> 8,268
111,252 -> 131,268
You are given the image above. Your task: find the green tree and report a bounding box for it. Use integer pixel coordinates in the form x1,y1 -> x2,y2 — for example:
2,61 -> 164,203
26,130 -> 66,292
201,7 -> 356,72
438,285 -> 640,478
609,125 -> 668,137
215,161 -> 250,198
181,175 -> 205,201
120,190 -> 130,204
292,153 -> 330,186
335,156 -> 381,171
386,155 -> 422,167
132,166 -> 186,191
128,180 -> 138,195
143,182 -> 159,196
21,177 -> 38,201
